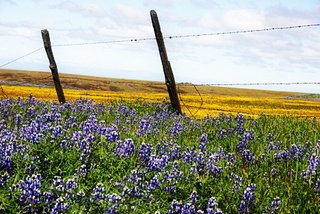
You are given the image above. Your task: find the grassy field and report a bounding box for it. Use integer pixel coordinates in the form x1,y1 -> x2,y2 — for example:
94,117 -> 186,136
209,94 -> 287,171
0,97 -> 319,213
0,68 -> 320,118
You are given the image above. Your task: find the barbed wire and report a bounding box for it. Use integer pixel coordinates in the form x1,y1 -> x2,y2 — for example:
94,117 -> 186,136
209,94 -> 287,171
49,23 -> 320,47
1,23 -> 319,69
177,84 -> 204,118
45,78 -> 320,87
191,82 -> 320,86
164,23 -> 320,39
52,37 -> 155,47
0,47 -> 43,68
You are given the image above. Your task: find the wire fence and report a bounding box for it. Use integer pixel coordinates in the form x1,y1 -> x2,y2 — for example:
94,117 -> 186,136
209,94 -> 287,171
0,23 -> 319,117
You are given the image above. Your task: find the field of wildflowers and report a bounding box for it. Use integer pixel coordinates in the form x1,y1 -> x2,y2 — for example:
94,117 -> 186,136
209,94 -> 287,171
0,96 -> 319,213
2,84 -> 320,119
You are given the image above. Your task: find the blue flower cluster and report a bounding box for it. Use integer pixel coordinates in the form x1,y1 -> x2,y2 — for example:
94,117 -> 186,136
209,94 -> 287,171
0,97 -> 319,213
239,183 -> 256,213
115,138 -> 135,158
168,192 -> 223,214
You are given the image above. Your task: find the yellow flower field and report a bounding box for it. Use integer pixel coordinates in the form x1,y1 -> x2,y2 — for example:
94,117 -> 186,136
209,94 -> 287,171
1,84 -> 319,119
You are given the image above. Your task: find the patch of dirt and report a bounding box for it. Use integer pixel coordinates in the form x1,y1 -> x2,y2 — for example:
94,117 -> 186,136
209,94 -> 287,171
109,86 -> 124,92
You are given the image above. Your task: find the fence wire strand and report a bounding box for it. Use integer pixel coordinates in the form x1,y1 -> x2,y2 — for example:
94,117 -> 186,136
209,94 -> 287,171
45,23 -> 320,47
0,47 -> 43,68
191,82 -> 320,86
164,23 -> 320,40
177,84 -> 204,118
0,23 -> 319,69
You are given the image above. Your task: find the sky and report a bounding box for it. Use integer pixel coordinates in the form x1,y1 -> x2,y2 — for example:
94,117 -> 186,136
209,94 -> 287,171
0,0 -> 320,93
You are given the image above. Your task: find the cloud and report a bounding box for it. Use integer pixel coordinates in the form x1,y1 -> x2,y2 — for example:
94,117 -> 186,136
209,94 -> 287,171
186,5 -> 320,72
0,0 -> 16,5
144,0 -> 173,7
112,4 -> 147,24
0,19 -> 79,41
88,4 -> 154,40
53,1 -> 107,18
188,0 -> 221,9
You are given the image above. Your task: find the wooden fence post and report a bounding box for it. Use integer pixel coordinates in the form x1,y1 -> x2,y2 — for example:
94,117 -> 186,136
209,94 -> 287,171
150,10 -> 182,114
41,29 -> 66,104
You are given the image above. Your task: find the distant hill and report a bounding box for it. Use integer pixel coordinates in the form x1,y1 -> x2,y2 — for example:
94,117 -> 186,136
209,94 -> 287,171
0,68 -> 302,98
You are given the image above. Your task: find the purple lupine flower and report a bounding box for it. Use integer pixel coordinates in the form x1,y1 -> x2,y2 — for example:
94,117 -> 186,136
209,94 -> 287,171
164,185 -> 177,195
169,122 -> 183,137
206,162 -> 222,177
137,119 -> 151,136
236,114 -> 245,134
237,140 -> 248,152
267,141 -> 282,152
243,130 -> 254,141
269,197 -> 281,213
13,113 -> 23,126
225,153 -> 236,167
242,150 -> 255,163
217,129 -> 227,139
168,199 -> 182,213
183,148 -> 197,164
147,175 -> 161,191
274,150 -> 291,161
16,174 -> 43,205
0,171 -> 9,187
307,155 -> 319,175
122,186 -> 143,198
138,143 -> 153,164
105,193 -> 121,205
43,191 -> 55,204
65,177 -> 78,192
168,143 -> 181,161
78,164 -> 87,176
189,190 -> 198,204
105,205 -> 118,214
207,197 -> 223,214
196,152 -> 206,173
207,197 -> 218,208
239,183 -> 256,213
66,116 -> 77,128
162,161 -> 184,191
51,125 -> 63,138
181,202 -> 196,214
146,154 -> 169,171
115,139 -> 135,158
199,134 -> 208,153
239,200 -> 248,213
50,197 -> 70,214
288,144 -> 305,159
300,170 -> 309,180
128,170 -> 145,189
230,173 -> 244,192
92,183 -> 106,201
106,125 -> 119,142
52,176 -> 65,192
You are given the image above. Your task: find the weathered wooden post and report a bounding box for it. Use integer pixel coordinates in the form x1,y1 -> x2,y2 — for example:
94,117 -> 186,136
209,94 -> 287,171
41,29 -> 66,104
150,10 -> 182,114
